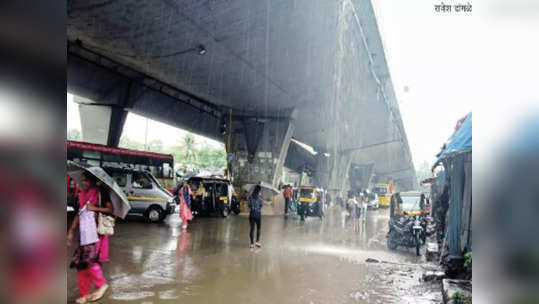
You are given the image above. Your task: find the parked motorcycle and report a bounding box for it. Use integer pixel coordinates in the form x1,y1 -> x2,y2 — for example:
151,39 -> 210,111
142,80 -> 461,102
387,213 -> 425,256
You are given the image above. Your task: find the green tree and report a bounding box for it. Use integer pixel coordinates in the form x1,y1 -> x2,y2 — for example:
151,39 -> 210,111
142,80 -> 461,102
193,144 -> 226,169
119,136 -> 144,150
147,139 -> 164,152
67,129 -> 81,140
167,143 -> 185,164
165,133 -> 226,173
183,133 -> 197,162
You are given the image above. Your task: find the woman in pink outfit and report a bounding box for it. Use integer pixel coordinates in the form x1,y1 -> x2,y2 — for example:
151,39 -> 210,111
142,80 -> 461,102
67,172 -> 113,304
178,180 -> 194,229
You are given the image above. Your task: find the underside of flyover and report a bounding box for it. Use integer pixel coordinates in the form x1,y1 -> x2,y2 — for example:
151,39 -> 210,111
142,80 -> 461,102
67,0 -> 418,193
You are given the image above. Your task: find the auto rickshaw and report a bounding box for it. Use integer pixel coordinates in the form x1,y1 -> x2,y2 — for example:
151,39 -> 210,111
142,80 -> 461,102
388,191 -> 427,255
187,177 -> 232,217
389,191 -> 426,218
373,183 -> 391,207
297,186 -> 324,220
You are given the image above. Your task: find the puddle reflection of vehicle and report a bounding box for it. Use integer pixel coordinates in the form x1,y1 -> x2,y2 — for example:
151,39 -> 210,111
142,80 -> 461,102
187,177 -> 234,217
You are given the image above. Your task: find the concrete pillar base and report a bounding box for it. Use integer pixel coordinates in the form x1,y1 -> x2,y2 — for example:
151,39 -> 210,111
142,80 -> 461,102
230,117 -> 294,189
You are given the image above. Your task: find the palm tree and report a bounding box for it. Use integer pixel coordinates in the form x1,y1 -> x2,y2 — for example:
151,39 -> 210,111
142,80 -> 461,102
183,133 -> 197,162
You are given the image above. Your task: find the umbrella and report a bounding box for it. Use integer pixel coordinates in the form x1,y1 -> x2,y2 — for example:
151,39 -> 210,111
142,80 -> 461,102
67,161 -> 131,219
242,181 -> 280,200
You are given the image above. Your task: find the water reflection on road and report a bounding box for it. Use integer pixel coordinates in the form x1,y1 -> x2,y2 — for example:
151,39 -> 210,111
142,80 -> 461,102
67,207 -> 441,303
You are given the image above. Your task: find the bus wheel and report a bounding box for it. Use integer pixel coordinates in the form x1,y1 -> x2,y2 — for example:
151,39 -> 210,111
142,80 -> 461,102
147,206 -> 164,223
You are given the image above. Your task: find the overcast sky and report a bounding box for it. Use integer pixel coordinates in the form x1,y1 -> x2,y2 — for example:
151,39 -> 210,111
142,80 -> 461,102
68,0 -> 539,168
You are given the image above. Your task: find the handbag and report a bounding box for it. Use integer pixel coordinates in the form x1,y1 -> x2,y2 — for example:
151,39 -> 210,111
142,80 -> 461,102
97,192 -> 115,235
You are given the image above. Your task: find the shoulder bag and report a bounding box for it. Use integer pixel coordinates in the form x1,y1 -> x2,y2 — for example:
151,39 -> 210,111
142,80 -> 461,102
97,192 -> 115,236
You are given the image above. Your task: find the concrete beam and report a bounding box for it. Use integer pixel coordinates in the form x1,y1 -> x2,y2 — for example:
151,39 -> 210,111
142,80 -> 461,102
284,140 -> 316,174
68,48 -> 223,143
78,102 -> 111,145
327,152 -> 354,196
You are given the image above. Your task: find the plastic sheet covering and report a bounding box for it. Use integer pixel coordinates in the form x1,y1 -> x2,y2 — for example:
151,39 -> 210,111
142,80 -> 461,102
445,151 -> 472,256
446,153 -> 465,256
435,113 -> 472,167
461,153 -> 472,252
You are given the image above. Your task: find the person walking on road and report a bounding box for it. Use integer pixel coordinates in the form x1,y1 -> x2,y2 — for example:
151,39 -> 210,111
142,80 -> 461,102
67,172 -> 113,304
360,190 -> 368,222
248,185 -> 263,249
326,191 -> 332,208
347,194 -> 360,231
179,180 -> 194,230
283,185 -> 292,216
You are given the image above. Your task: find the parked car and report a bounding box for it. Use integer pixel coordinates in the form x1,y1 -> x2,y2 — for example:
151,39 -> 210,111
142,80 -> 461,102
366,190 -> 379,209
367,197 -> 379,209
103,167 -> 175,222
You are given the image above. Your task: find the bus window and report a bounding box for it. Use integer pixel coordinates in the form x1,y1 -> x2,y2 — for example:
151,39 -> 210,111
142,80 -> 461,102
132,172 -> 152,189
102,153 -> 121,162
86,159 -> 100,167
163,163 -> 172,178
149,166 -> 160,178
82,150 -> 101,160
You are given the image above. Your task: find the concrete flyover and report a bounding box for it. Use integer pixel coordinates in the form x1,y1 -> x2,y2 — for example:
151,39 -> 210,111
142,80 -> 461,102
67,0 -> 418,193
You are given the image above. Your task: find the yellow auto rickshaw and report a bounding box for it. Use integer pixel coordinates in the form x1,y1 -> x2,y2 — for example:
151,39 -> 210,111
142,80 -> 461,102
374,183 -> 391,207
186,177 -> 232,217
297,186 -> 324,220
389,191 -> 426,218
388,191 -> 427,254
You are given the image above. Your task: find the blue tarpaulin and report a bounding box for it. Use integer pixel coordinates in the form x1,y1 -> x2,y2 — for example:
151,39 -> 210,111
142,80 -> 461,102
434,113 -> 473,257
436,113 -> 472,165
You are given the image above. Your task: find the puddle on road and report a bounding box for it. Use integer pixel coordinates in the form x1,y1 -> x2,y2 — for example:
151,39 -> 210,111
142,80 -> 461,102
67,208 -> 441,303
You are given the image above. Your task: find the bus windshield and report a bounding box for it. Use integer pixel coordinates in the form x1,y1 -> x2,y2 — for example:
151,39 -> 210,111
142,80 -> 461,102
374,186 -> 388,195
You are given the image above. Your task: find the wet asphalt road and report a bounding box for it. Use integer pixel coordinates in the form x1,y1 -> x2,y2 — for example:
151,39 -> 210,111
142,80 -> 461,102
67,207 -> 442,303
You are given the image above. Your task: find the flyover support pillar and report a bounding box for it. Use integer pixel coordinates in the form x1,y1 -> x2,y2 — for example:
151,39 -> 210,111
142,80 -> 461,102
75,80 -> 132,146
229,116 -> 295,190
327,152 -> 353,198
312,153 -> 331,190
